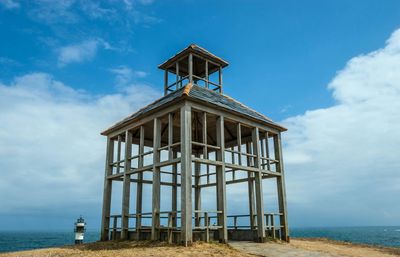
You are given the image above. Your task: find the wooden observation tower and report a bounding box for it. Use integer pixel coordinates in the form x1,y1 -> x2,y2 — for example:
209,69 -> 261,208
100,44 -> 289,246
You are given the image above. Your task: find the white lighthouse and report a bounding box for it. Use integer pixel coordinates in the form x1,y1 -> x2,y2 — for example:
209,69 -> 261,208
74,216 -> 86,244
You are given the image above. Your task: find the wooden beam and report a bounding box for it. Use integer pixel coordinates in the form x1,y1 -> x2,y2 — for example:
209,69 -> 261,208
188,54 -> 193,84
252,127 -> 266,242
194,153 -> 201,227
136,126 -> 145,240
121,130 -> 132,239
180,103 -> 192,246
246,142 -> 256,231
164,70 -> 168,95
216,115 -> 228,243
151,118 -> 161,240
274,133 -> 289,242
100,137 -> 114,241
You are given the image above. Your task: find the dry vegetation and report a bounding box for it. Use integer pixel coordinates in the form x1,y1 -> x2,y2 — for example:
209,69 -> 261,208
2,239 -> 400,257
0,240 -> 253,257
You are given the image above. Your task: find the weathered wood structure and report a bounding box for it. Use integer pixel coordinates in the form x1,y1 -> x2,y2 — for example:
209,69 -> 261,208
100,44 -> 289,246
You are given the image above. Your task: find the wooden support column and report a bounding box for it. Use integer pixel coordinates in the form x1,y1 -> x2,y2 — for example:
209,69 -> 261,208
169,113 -> 178,229
176,62 -> 180,90
216,116 -> 228,243
274,133 -> 289,242
246,142 -> 256,231
205,60 -> 209,88
194,153 -> 201,227
101,137 -> 114,241
180,103 -> 192,246
151,118 -> 161,240
164,70 -> 168,95
136,126 -> 145,240
252,127 -> 266,242
218,66 -> 223,93
121,130 -> 133,239
188,54 -> 193,84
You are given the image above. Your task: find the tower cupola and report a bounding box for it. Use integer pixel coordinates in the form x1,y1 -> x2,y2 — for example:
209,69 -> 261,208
159,44 -> 228,95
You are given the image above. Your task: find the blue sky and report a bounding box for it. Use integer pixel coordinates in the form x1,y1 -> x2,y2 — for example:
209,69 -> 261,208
1,0 -> 400,230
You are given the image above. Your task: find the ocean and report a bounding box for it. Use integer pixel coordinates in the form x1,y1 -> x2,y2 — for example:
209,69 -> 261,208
0,226 -> 399,253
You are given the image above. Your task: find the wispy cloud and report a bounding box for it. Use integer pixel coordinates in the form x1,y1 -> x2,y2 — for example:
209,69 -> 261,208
0,0 -> 20,9
29,0 -> 78,24
283,29 -> 400,226
109,66 -> 148,86
57,39 -> 112,66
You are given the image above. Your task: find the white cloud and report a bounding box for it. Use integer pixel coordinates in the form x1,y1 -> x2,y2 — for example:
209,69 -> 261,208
109,66 -> 148,86
0,73 -> 160,217
0,0 -> 19,9
283,29 -> 400,226
57,39 -> 112,66
29,0 -> 78,24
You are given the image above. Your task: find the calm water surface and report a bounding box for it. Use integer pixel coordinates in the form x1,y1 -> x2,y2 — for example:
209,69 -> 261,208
0,226 -> 399,252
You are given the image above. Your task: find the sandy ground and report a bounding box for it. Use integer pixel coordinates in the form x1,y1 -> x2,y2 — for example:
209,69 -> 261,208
291,238 -> 400,257
1,238 -> 399,257
0,240 -> 252,257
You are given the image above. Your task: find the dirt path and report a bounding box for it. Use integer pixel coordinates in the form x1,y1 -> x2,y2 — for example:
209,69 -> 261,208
229,239 -> 400,257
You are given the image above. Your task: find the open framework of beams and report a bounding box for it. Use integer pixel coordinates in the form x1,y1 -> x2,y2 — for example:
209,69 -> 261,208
100,100 -> 289,245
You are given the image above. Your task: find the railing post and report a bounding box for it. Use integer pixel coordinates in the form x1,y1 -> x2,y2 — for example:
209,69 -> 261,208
205,212 -> 209,243
112,216 -> 117,240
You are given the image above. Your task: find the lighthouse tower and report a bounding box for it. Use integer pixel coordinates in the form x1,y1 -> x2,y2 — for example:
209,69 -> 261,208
74,216 -> 86,244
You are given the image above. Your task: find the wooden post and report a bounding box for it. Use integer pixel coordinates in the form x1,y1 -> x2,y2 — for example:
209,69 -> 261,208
218,66 -> 223,93
252,127 -> 266,242
216,115 -> 228,243
151,118 -> 161,240
170,113 -> 178,230
136,126 -> 145,240
266,132 -> 271,171
101,137 -> 114,241
194,153 -> 201,227
205,60 -> 209,88
121,130 -> 132,239
176,62 -> 180,90
246,142 -> 256,231
116,135 -> 121,174
237,123 -> 242,166
180,103 -> 192,246
204,212 -> 209,242
112,216 -> 117,240
164,70 -> 168,95
188,54 -> 193,84
274,133 -> 289,242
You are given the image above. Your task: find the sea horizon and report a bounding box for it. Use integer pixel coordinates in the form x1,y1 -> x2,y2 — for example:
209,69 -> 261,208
0,225 -> 399,253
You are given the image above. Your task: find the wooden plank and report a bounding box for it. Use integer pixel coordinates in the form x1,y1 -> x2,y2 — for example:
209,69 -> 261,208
116,135 -> 122,174
172,150 -> 178,229
205,60 -> 209,88
189,53 -> 193,84
121,130 -> 132,239
151,118 -> 161,240
252,127 -> 266,242
101,137 -> 114,241
180,102 -> 192,246
237,123 -> 242,166
168,113 -> 174,160
274,133 -> 289,242
164,70 -> 168,95
136,126 -> 145,240
216,115 -> 228,243
194,153 -> 201,227
218,66 -> 223,93
246,142 -> 256,231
